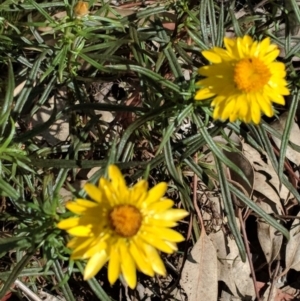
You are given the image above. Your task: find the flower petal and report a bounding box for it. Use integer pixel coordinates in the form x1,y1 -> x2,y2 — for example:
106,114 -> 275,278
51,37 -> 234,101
84,250 -> 108,280
84,184 -> 103,203
108,244 -> 121,285
120,242 -> 136,289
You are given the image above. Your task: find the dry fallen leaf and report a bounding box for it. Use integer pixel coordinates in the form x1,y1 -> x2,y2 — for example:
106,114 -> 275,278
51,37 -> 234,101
180,231 -> 218,301
285,212 -> 300,273
257,202 -> 283,264
270,111 -> 300,166
243,142 -> 290,211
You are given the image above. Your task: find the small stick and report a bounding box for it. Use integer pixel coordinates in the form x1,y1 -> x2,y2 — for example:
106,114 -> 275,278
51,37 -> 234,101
266,261 -> 280,301
15,279 -> 43,301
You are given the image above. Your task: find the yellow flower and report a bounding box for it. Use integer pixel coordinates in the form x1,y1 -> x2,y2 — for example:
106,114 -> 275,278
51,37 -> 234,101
73,1 -> 89,17
57,165 -> 188,289
195,35 -> 290,124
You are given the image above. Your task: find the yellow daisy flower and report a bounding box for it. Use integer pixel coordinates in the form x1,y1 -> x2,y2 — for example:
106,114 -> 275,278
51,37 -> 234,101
195,35 -> 290,124
57,165 -> 189,289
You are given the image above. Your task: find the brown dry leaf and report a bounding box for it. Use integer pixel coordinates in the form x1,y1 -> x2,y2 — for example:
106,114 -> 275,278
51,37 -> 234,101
228,238 -> 255,297
180,231 -> 218,301
243,142 -> 290,211
257,201 -> 283,264
214,131 -> 254,205
262,285 -> 295,301
32,93 -> 69,145
285,212 -> 300,273
257,220 -> 283,264
224,149 -> 254,199
210,229 -> 238,296
211,230 -> 255,298
270,112 -> 300,165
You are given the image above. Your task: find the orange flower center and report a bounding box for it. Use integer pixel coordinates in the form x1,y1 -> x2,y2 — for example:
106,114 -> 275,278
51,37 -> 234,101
233,58 -> 271,93
109,205 -> 142,237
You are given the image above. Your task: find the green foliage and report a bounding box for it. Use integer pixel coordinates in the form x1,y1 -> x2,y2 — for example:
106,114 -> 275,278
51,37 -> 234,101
0,0 -> 298,300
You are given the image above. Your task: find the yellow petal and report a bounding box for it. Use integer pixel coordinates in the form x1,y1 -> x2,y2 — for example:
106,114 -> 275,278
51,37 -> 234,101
67,225 -> 91,237
143,182 -> 167,206
195,87 -> 215,101
76,199 -> 99,208
84,184 -> 103,203
263,48 -> 280,64
154,209 -> 189,221
129,240 -> 154,276
108,244 -> 121,285
83,240 -> 107,258
256,94 -> 273,117
143,244 -> 166,276
130,180 -> 148,206
108,165 -> 127,192
141,233 -> 175,253
70,238 -> 94,259
145,217 -> 177,227
119,242 -> 136,289
84,250 -> 108,280
144,226 -> 185,242
66,200 -> 98,214
202,50 -> 222,63
147,199 -> 174,212
250,99 -> 261,124
57,217 -> 79,229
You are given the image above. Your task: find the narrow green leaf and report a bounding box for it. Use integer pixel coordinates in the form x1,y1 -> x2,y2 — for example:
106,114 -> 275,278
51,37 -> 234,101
155,18 -> 183,78
26,0 -> 56,23
14,50 -> 49,114
52,260 -> 76,301
186,158 -> 290,240
199,0 -> 209,45
0,60 -> 14,135
0,249 -> 36,300
117,103 -> 173,159
156,104 -> 193,154
216,2 -> 225,46
258,125 -> 300,203
193,113 -> 251,187
278,91 -> 299,179
207,0 -> 217,46
214,156 -> 246,261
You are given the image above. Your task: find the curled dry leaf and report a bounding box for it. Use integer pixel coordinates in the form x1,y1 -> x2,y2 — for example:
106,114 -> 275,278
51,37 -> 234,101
180,231 -> 218,301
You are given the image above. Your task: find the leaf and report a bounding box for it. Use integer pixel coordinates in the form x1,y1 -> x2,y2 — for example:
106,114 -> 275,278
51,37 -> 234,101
270,111 -> 300,166
180,231 -> 218,301
285,212 -> 300,272
210,219 -> 255,298
210,229 -> 238,296
243,142 -> 290,212
257,219 -> 283,265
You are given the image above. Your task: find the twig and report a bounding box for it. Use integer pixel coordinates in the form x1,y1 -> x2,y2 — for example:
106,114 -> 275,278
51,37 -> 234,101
15,279 -> 43,301
266,260 -> 280,301
237,208 -> 261,301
